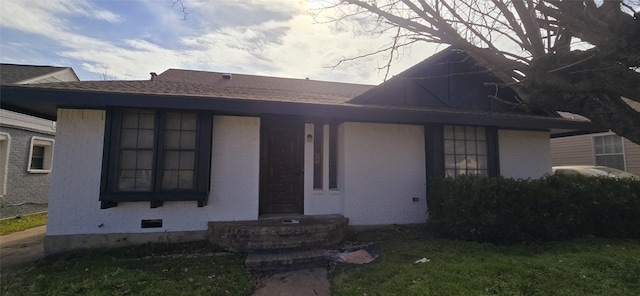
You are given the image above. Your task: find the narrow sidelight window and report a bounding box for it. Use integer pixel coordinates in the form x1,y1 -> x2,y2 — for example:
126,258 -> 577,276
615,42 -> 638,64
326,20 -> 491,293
328,123 -> 338,189
313,123 -> 323,189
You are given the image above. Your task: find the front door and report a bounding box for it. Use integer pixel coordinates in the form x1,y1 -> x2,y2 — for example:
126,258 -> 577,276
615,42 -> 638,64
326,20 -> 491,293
259,119 -> 304,215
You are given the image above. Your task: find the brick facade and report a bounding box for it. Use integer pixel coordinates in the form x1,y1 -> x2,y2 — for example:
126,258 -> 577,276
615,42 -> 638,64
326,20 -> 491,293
0,125 -> 54,218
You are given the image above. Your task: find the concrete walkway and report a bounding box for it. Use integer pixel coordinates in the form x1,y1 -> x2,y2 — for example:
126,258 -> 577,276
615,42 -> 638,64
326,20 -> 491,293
0,226 -> 331,294
0,225 -> 46,272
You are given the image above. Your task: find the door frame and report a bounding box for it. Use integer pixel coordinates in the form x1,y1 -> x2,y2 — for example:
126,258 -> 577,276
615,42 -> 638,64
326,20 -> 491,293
259,117 -> 305,215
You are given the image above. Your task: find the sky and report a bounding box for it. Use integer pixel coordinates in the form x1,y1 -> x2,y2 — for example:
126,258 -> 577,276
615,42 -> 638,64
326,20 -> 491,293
0,0 -> 441,85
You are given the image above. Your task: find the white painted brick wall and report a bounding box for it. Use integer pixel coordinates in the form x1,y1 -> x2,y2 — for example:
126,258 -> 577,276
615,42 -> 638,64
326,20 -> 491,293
48,111 -> 260,236
499,130 -> 552,179
341,122 -> 427,225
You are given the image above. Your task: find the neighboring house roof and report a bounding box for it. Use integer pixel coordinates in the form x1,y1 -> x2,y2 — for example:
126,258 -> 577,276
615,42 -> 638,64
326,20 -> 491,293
0,49 -> 601,134
0,64 -> 79,84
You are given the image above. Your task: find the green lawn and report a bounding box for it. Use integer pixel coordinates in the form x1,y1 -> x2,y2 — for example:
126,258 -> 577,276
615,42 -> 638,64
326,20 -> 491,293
330,225 -> 640,296
1,241 -> 255,296
2,225 -> 639,295
0,212 -> 47,235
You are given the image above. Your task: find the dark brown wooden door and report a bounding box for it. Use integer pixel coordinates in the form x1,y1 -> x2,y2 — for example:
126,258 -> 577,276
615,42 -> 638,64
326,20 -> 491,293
259,119 -> 304,215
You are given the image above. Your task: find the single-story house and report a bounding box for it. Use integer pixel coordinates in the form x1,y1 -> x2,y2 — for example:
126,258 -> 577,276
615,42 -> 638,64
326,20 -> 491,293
0,48 -> 598,253
550,101 -> 640,176
0,64 -> 79,218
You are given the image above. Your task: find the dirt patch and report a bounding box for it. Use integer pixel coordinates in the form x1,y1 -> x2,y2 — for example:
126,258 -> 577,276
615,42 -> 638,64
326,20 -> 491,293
252,268 -> 330,296
0,226 -> 46,274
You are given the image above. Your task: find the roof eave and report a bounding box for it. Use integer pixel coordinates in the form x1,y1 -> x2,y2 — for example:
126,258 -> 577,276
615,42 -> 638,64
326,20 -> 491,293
0,85 -> 600,132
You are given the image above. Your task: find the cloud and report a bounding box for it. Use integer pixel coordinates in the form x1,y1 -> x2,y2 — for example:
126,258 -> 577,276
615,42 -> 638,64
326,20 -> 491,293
1,0 -> 436,84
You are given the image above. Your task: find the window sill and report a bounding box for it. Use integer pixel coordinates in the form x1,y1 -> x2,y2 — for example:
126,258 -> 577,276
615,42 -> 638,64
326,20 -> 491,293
27,169 -> 51,174
100,191 -> 208,208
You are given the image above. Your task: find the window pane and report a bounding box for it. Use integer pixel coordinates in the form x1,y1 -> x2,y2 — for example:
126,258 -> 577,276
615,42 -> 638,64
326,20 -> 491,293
32,146 -> 45,158
466,141 -> 476,154
466,155 -> 478,170
455,140 -> 466,154
454,126 -> 466,139
178,170 -> 194,189
137,151 -> 153,169
613,138 -> 623,153
181,131 -> 197,149
166,113 -> 182,130
135,170 -> 152,191
179,151 -> 195,169
444,126 -> 454,140
181,113 -> 197,130
119,150 -> 138,169
477,141 -> 487,155
465,127 -> 476,140
137,130 -> 154,149
476,128 -> 486,141
444,139 -> 454,153
122,111 -> 139,128
596,155 -> 625,171
445,155 -> 455,169
165,131 -> 181,149
455,155 -> 467,170
30,146 -> 45,169
120,129 -> 138,149
162,171 -> 178,190
477,156 -> 487,170
164,151 -> 180,169
139,112 -> 155,129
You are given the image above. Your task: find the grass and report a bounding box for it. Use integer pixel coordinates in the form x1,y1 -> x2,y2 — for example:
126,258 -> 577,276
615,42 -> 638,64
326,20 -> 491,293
3,225 -> 640,295
0,212 -> 47,235
1,241 -> 255,296
330,225 -> 640,296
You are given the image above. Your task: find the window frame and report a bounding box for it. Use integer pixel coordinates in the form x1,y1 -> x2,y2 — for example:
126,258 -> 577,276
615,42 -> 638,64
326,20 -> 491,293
100,108 -> 213,208
27,136 -> 54,174
592,134 -> 626,171
0,133 -> 10,196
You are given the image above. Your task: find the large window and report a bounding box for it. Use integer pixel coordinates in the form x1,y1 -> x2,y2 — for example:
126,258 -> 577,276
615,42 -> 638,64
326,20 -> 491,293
593,134 -> 625,170
444,125 -> 488,177
101,108 -> 212,208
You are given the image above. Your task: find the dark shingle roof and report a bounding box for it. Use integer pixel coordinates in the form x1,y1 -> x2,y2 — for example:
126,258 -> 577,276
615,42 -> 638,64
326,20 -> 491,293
0,64 -> 74,84
11,69 -> 374,105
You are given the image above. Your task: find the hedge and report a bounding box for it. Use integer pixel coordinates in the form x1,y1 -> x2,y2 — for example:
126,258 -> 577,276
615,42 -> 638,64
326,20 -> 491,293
428,175 -> 640,244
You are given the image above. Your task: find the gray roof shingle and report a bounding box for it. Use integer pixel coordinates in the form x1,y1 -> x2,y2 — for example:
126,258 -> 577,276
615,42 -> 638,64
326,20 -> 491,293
9,69 -> 374,105
0,64 -> 74,84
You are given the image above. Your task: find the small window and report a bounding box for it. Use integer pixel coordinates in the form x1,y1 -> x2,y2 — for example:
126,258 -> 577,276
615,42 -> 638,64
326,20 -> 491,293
0,133 -> 10,195
444,125 -> 488,177
593,135 -> 625,171
27,137 -> 54,173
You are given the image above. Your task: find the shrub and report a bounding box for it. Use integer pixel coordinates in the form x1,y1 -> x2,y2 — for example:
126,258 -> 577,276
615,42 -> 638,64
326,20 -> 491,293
428,175 -> 640,244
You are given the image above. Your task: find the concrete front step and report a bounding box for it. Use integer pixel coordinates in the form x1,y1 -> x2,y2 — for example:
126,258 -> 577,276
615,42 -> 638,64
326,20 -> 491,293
208,214 -> 348,252
246,249 -> 329,271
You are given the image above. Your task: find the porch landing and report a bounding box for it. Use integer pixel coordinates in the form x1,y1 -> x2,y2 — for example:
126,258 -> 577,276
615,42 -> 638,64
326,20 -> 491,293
208,214 -> 348,271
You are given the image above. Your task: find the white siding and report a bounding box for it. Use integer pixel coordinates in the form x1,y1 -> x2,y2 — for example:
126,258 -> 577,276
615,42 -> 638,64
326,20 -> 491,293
341,122 -> 427,225
499,130 -> 552,179
209,116 -> 260,220
47,111 -> 260,236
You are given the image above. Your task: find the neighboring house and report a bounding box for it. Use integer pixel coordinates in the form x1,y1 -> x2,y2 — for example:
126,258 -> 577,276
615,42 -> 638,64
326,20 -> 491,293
0,48 -> 597,253
0,64 -> 79,219
550,102 -> 640,176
